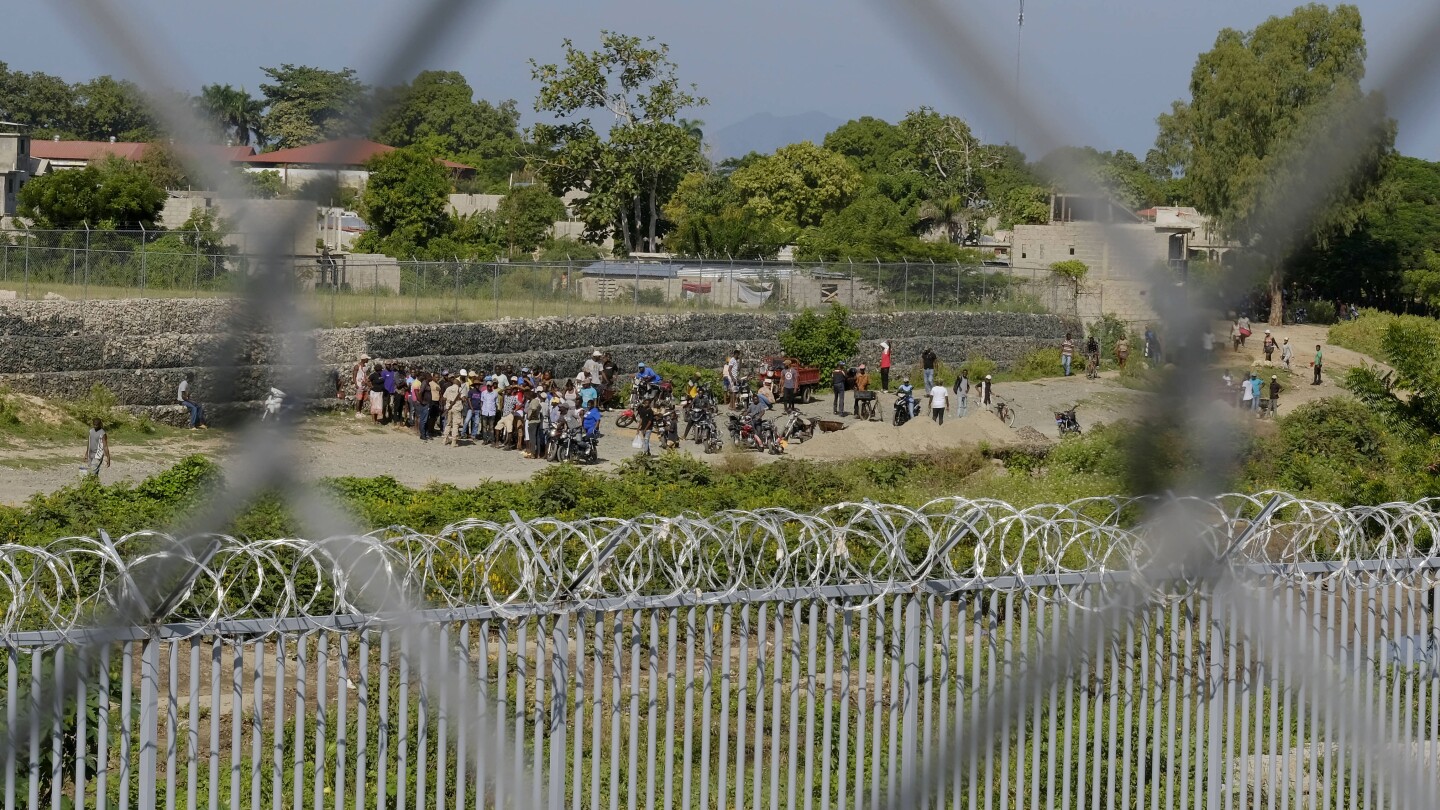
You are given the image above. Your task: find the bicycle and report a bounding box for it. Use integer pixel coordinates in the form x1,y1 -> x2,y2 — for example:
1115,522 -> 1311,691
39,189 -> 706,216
993,398 -> 1017,428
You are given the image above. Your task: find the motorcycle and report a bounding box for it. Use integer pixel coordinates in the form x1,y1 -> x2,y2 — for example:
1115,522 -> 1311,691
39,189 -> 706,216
779,411 -> 816,443
690,410 -> 725,454
892,390 -> 918,427
568,428 -> 600,464
615,406 -> 638,429
728,413 -> 783,454
1054,408 -> 1082,437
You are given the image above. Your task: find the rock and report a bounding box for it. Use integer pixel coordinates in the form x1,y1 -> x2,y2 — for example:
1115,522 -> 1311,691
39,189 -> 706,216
42,292 -> 67,301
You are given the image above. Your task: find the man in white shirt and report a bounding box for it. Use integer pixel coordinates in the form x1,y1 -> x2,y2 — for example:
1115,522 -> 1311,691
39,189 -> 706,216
929,382 -> 949,426
177,373 -> 207,429
722,351 -> 740,410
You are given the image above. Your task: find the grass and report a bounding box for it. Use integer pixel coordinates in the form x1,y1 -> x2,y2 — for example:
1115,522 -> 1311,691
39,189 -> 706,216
1326,308 -> 1440,363
0,385 -> 182,448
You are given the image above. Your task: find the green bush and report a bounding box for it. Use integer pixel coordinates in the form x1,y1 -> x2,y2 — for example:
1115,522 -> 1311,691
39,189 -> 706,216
1007,348 -> 1063,381
1326,309 -> 1440,363
1299,299 -> 1337,325
778,306 -> 860,370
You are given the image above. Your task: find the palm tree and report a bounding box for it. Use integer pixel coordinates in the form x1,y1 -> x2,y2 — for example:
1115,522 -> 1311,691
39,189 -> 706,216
198,84 -> 266,147
918,193 -> 967,243
677,117 -> 705,145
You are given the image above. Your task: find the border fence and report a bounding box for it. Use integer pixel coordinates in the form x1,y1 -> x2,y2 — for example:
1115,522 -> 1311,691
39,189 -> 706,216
4,495 -> 1440,810
0,229 -> 1052,324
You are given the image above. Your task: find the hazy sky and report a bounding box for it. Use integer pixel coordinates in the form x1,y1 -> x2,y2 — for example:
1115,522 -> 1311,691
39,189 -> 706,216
10,0 -> 1440,159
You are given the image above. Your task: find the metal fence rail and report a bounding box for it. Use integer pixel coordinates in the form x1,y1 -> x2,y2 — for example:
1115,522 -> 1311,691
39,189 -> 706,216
4,497 -> 1440,809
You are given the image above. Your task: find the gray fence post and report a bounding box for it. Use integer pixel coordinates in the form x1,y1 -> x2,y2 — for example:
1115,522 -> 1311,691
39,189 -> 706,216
902,594 -> 921,797
550,614 -> 570,810
929,259 -> 937,311
193,224 -> 202,297
139,223 -> 147,292
139,636 -> 160,810
493,263 -> 500,320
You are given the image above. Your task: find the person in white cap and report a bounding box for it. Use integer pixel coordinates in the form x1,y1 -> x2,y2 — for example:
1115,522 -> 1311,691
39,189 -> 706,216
352,353 -> 371,415
1280,337 -> 1293,369
1262,330 -> 1277,362
583,351 -> 604,386
879,341 -> 892,392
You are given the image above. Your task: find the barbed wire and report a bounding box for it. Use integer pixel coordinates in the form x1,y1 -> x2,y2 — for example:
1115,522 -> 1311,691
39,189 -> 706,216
2,493 -> 1438,646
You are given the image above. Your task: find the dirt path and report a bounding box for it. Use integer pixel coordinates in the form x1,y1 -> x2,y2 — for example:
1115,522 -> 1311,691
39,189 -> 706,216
0,320 -> 1379,506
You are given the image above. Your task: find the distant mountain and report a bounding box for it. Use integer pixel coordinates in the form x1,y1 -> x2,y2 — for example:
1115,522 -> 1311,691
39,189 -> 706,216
708,111 -> 846,160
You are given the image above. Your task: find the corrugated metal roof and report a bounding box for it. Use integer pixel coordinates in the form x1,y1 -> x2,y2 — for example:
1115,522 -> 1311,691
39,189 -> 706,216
244,138 -> 472,171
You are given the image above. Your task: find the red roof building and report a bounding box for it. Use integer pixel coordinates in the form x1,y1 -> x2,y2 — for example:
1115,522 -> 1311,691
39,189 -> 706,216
27,140 -> 257,172
243,138 -> 472,172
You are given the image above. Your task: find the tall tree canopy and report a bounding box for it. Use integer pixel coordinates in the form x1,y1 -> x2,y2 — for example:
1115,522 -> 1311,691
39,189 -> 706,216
529,32 -> 707,254
728,142 -> 861,231
259,64 -> 366,150
1154,3 -> 1394,324
0,64 -> 158,141
355,146 -> 452,255
371,71 -> 524,190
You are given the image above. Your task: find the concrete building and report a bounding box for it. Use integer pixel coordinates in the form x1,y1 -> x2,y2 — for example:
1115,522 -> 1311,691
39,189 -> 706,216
25,139 -> 255,174
0,123 -> 33,218
1007,194 -> 1234,323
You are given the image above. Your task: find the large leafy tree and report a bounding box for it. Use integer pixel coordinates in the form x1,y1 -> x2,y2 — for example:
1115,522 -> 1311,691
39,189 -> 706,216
259,64 -> 365,149
823,117 -> 905,176
197,84 -> 266,146
0,62 -> 79,138
372,70 -> 524,189
795,187 -> 965,262
495,185 -> 566,256
1346,317 -> 1440,475
1154,3 -> 1394,324
355,146 -> 451,255
729,142 -> 861,231
529,32 -> 707,254
893,107 -> 994,241
664,170 -> 783,259
18,158 -> 164,228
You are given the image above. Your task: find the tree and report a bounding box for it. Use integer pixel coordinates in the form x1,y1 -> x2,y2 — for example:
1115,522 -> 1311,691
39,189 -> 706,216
17,159 -> 164,228
496,185 -> 566,256
1155,4 -> 1395,325
893,107 -> 994,241
0,62 -> 79,138
1346,317 -> 1440,450
529,32 -> 707,253
979,144 -> 1050,228
73,76 -> 158,142
354,146 -> 451,255
1037,146 -> 1166,211
259,64 -> 365,149
823,117 -> 904,175
241,170 -> 285,200
372,70 -> 524,190
1049,259 -> 1089,306
778,306 -> 861,371
729,142 -> 861,230
664,170 -> 783,258
197,84 -> 266,146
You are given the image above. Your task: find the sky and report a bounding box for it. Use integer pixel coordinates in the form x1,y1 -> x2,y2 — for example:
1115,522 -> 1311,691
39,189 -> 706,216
8,0 -> 1440,160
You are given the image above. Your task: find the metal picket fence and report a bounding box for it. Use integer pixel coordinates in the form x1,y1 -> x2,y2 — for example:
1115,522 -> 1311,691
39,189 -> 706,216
5,495 -> 1440,810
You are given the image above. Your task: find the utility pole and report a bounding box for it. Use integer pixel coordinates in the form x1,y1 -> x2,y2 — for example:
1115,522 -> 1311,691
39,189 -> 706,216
1014,0 -> 1025,143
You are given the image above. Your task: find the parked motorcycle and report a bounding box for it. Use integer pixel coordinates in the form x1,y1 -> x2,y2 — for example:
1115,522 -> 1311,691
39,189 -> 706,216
779,411 -> 816,443
727,413 -> 783,454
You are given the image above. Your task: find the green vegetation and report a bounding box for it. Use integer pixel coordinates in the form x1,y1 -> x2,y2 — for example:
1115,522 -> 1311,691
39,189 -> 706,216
777,305 -> 860,370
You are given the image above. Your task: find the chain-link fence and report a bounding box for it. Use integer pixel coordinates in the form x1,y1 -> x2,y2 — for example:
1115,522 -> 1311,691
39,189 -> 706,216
0,229 -> 1051,324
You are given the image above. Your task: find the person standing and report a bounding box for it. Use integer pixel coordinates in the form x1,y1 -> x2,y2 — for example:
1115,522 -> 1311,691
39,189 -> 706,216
367,363 -> 385,423
853,363 -> 870,415
83,418 -> 110,477
921,347 -> 938,390
637,399 -> 655,456
954,370 -> 970,418
1241,372 -> 1255,411
1262,330 -> 1277,362
415,373 -> 434,440
1269,375 -> 1282,416
1202,327 -> 1215,354
177,373 -> 207,429
1281,338 -> 1294,370
723,350 -> 740,410
1060,334 -> 1074,377
1251,373 -> 1263,413
525,392 -> 545,458
980,374 -> 993,407
929,380 -> 949,425
1237,314 -> 1251,348
879,341 -> 892,392
1231,320 -> 1242,352
1115,336 -> 1130,370
441,375 -> 463,446
831,363 -> 848,416
782,359 -> 799,413
1312,345 -> 1323,385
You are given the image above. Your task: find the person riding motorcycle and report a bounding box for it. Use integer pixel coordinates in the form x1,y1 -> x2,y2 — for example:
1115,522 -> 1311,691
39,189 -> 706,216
896,378 -> 918,418
635,363 -> 662,386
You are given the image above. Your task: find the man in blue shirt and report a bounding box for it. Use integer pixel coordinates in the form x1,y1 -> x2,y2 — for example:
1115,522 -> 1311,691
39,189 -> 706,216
583,401 -> 603,436
636,363 -> 662,385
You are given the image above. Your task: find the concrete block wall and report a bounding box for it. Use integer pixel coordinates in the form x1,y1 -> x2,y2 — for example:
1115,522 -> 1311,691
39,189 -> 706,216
0,299 -> 1077,421
1010,222 -> 1171,323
